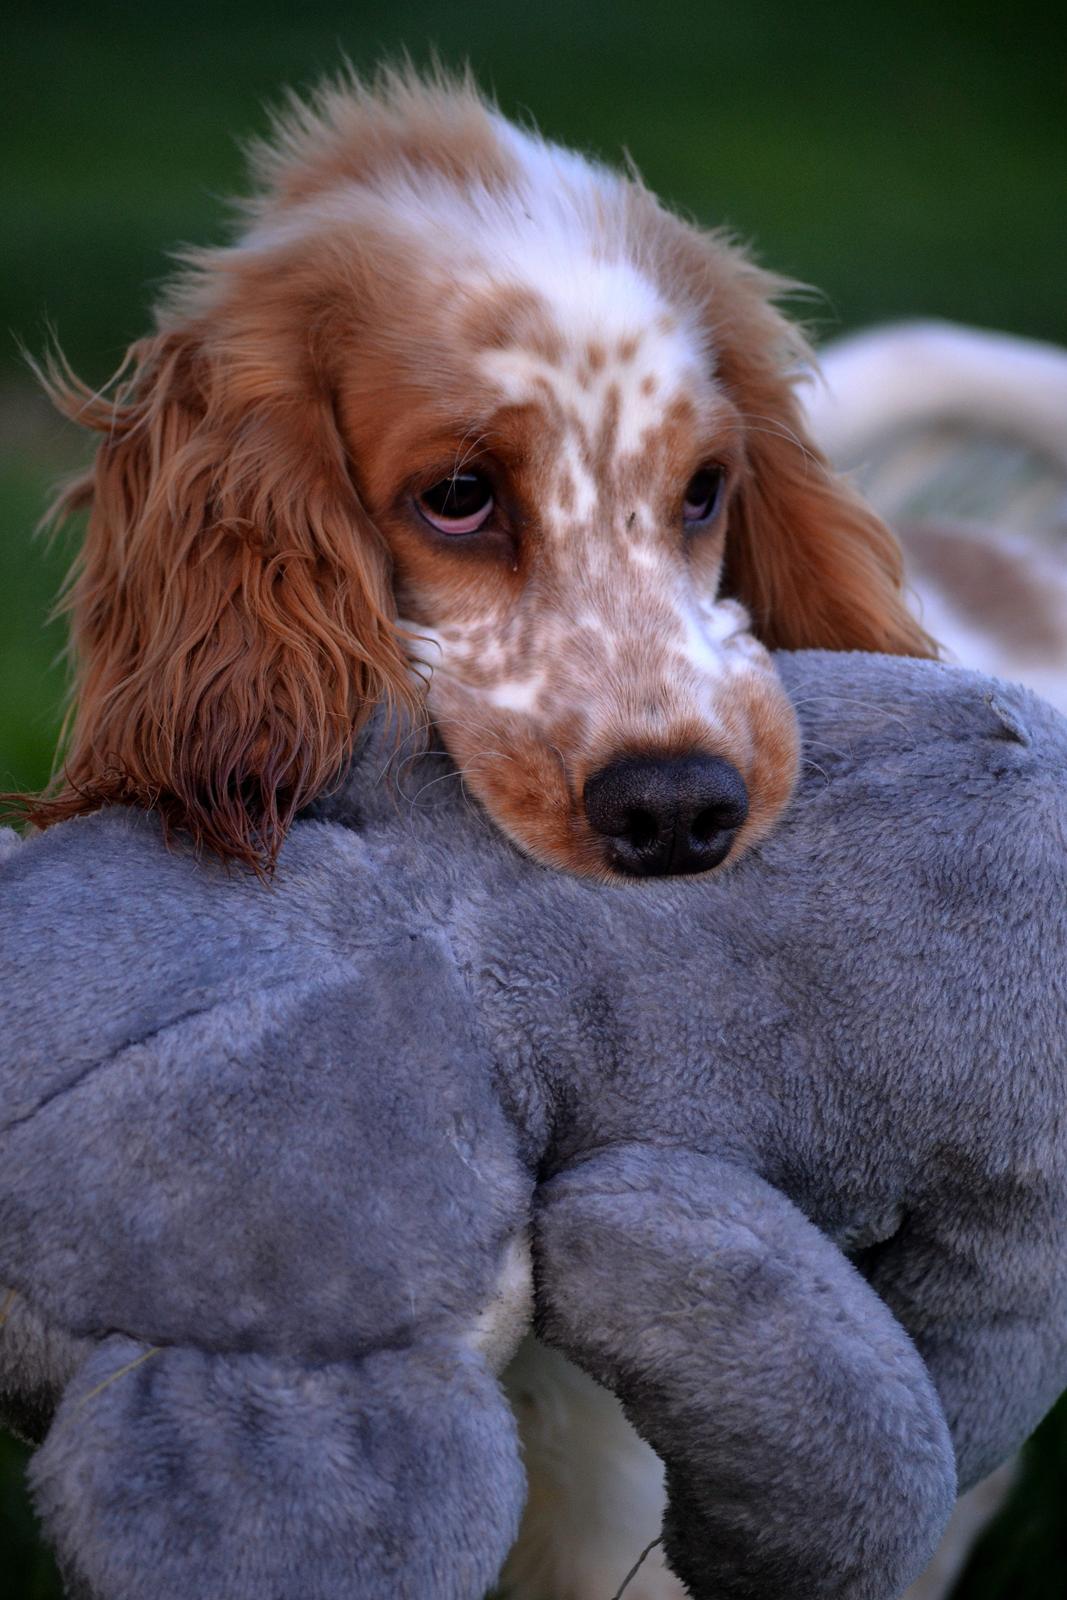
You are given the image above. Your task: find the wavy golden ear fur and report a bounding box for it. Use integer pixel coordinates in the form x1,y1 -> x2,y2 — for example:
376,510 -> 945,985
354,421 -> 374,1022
724,385 -> 936,656
711,281 -> 935,657
20,313 -> 416,873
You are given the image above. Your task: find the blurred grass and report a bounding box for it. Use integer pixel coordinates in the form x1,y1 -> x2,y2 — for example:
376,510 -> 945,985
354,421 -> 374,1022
4,0 -> 1067,396
0,402 -> 77,797
3,1 -> 1067,1594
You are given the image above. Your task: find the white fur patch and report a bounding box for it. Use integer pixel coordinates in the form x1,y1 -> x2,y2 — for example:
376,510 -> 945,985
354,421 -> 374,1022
476,254 -> 703,475
502,1339 -> 685,1600
466,1233 -> 533,1372
484,674 -> 546,713
696,596 -> 751,643
626,541 -> 666,573
398,620 -> 444,686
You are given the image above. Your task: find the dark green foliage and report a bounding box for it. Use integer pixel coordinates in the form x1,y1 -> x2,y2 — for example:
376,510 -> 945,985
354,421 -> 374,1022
0,1436 -> 62,1598
953,1396 -> 1067,1597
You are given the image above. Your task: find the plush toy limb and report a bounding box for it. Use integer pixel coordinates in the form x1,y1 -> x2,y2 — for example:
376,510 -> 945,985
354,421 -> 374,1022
30,1332 -> 524,1600
861,1189 -> 1067,1492
534,1144 -> 957,1600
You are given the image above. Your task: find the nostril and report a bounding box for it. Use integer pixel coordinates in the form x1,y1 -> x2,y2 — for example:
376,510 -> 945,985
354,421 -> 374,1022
624,808 -> 659,850
692,793 -> 747,841
691,805 -> 720,844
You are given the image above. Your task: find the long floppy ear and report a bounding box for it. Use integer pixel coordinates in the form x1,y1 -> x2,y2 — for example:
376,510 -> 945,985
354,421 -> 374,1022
714,296 -> 936,657
22,321 -> 415,871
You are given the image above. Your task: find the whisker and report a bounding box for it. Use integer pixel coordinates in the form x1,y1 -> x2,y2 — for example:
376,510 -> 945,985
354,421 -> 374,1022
787,694 -> 912,735
800,757 -> 831,788
450,425 -> 494,479
733,412 -> 819,470
404,748 -> 519,810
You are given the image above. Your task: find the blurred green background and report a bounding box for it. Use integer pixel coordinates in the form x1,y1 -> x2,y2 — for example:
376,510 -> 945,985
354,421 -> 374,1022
2,1 -> 1066,1594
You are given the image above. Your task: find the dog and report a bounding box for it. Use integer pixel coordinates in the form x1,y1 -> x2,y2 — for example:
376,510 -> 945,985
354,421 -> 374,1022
22,68 -> 942,1600
24,66 -> 929,885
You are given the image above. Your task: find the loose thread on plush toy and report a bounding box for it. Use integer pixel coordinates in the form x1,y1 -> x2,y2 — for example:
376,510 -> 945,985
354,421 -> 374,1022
609,1537 -> 664,1600
0,1288 -> 19,1327
73,1346 -> 161,1416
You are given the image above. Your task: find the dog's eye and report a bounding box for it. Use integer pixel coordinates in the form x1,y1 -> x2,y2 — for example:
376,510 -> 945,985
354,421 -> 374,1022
417,472 -> 494,534
683,467 -> 725,526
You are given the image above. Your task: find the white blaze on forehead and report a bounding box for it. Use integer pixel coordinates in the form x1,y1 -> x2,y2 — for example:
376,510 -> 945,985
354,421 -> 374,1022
463,119 -> 710,461
559,435 -> 598,523
475,253 -> 705,462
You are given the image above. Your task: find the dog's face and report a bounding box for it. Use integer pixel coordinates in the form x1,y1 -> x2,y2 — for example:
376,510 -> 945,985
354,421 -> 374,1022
35,73 -> 932,873
335,255 -> 799,877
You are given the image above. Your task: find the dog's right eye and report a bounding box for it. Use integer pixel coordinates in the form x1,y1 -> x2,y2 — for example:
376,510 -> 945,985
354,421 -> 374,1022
416,472 -> 494,534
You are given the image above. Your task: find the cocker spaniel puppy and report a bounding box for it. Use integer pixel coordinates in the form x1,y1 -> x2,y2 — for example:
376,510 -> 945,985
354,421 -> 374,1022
25,68 -> 931,879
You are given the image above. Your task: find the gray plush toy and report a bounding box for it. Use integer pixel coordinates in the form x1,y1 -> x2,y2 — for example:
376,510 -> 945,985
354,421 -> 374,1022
2,649 -> 1067,1600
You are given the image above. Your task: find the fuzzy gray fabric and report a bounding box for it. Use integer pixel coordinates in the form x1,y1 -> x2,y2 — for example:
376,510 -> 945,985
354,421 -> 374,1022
2,649 -> 1067,1600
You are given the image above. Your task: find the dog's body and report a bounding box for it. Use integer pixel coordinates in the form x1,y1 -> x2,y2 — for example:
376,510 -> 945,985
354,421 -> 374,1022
810,321 -> 1067,714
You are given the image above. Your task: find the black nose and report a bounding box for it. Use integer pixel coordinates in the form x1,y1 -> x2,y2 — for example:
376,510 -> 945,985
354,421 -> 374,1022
583,754 -> 748,877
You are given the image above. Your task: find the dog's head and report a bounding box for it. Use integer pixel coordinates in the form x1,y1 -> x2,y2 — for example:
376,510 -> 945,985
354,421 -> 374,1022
33,70 -> 931,876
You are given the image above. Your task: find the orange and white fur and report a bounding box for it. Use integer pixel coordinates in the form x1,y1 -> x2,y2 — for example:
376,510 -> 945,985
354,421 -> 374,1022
809,321 -> 1067,717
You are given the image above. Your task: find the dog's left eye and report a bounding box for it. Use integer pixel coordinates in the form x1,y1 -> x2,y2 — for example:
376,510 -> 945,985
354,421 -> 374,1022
683,467 -> 725,526
417,472 -> 494,534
